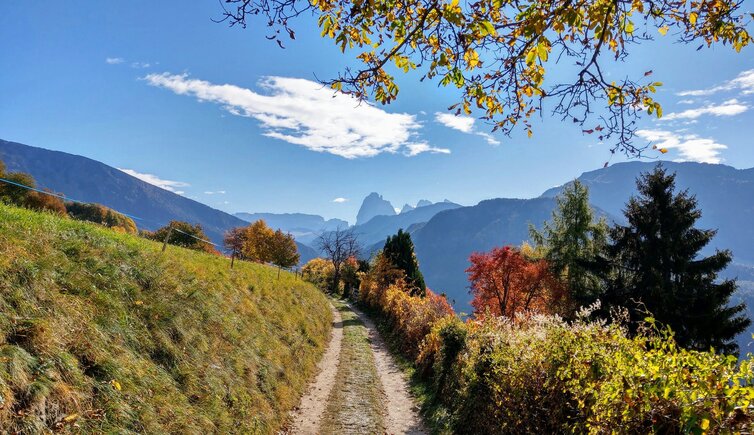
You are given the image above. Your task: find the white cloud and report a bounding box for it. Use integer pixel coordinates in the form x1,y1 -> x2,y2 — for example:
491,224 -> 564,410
678,69 -> 754,96
403,142 -> 451,156
105,57 -> 124,64
434,112 -> 500,145
118,168 -> 190,194
204,190 -> 226,195
677,99 -> 695,105
435,113 -> 475,133
332,197 -> 348,203
662,99 -> 748,121
131,62 -> 151,69
635,129 -> 728,164
144,72 -> 444,158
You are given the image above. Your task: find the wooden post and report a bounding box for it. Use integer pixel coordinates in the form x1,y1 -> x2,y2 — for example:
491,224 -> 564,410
161,225 -> 173,253
230,253 -> 235,269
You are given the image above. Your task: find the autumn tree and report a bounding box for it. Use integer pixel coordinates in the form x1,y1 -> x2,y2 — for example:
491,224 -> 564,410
302,257 -> 336,289
25,190 -> 67,215
593,166 -> 750,354
383,229 -> 426,296
145,221 -> 216,253
0,171 -> 36,206
219,0 -> 751,155
269,229 -> 300,276
223,227 -> 247,268
242,219 -> 275,262
316,227 -> 361,295
466,245 -> 563,318
66,202 -> 138,234
530,180 -> 607,316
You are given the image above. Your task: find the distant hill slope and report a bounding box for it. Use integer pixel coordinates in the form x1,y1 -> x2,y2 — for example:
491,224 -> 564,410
353,200 -> 462,247
412,197 -> 558,312
0,138 -> 248,245
0,203 -> 331,433
542,161 -> 754,264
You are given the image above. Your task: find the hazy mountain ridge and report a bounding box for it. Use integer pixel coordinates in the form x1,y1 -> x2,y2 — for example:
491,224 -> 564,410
0,139 -> 318,264
0,139 -> 247,244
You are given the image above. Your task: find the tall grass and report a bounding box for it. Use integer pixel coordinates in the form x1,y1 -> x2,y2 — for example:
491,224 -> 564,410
0,204 -> 332,433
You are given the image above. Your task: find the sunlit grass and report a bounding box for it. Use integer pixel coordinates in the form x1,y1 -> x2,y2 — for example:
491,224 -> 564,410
0,204 -> 332,433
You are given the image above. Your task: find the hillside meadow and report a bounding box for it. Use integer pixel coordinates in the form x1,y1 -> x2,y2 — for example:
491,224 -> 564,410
0,204 -> 332,433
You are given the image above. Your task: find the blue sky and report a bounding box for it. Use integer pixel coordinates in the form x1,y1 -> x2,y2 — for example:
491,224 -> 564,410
1,1 -> 753,223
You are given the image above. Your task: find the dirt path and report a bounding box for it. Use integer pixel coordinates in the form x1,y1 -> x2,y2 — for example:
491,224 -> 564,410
350,303 -> 428,435
287,300 -> 427,435
286,303 -> 343,434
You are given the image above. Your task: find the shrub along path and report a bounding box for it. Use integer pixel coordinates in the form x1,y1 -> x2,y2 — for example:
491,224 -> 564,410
287,299 -> 427,434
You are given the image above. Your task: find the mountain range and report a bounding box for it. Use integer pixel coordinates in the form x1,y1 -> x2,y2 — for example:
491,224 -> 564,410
4,138 -> 754,351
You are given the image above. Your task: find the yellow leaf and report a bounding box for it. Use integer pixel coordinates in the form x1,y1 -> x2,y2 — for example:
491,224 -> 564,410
134,300 -> 143,306
658,26 -> 669,36
659,148 -> 668,154
111,379 -> 122,391
701,418 -> 710,429
689,12 -> 698,26
527,130 -> 533,138
63,413 -> 79,423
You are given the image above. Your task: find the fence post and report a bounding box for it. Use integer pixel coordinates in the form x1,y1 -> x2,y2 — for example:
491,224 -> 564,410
161,225 -> 173,253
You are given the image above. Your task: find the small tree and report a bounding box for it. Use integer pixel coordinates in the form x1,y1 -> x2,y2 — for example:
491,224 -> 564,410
66,202 -> 137,234
316,227 -> 360,295
269,229 -> 300,277
383,229 -> 426,296
223,227 -> 247,268
302,257 -> 335,290
242,219 -> 275,262
467,245 -> 563,319
146,221 -> 216,253
596,165 -> 750,354
0,171 -> 36,206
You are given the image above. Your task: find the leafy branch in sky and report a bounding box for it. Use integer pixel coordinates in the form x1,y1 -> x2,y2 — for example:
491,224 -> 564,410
218,0 -> 752,156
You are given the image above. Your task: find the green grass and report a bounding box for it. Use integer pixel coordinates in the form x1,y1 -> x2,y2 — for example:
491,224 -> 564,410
0,204 -> 332,433
320,300 -> 385,434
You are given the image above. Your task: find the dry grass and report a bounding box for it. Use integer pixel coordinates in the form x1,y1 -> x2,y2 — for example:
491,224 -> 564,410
0,204 -> 332,433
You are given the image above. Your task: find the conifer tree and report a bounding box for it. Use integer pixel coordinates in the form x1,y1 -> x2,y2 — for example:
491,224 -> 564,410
530,180 -> 607,316
383,229 -> 426,296
598,165 -> 749,354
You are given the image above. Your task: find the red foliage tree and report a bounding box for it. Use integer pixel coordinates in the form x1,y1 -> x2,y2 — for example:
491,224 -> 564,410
466,246 -> 563,319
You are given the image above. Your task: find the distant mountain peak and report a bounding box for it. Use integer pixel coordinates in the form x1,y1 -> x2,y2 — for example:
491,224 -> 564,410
400,203 -> 415,214
356,192 -> 396,225
416,199 -> 433,208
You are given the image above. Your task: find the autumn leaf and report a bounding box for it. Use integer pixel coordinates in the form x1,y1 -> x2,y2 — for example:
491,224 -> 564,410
659,148 -> 669,154
110,379 -> 122,391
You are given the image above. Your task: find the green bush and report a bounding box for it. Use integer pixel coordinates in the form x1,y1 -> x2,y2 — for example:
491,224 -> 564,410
417,309 -> 754,434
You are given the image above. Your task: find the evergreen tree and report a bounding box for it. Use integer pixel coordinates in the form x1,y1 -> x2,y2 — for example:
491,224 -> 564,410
530,180 -> 607,316
383,229 -> 426,296
598,165 -> 749,354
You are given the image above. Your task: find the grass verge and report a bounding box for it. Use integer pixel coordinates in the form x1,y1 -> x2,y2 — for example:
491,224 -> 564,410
0,204 -> 332,433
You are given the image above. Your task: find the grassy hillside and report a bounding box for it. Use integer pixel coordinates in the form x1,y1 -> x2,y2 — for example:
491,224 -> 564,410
0,204 -> 332,433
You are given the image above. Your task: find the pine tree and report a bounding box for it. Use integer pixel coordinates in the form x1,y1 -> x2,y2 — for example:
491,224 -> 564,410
530,180 -> 607,316
383,229 -> 426,296
599,165 -> 749,354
